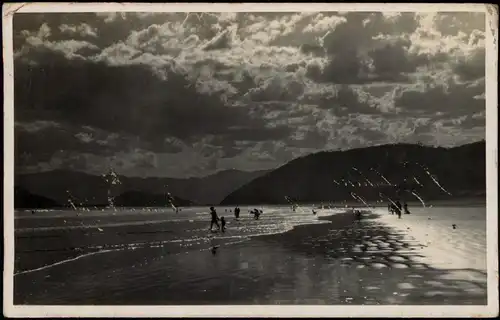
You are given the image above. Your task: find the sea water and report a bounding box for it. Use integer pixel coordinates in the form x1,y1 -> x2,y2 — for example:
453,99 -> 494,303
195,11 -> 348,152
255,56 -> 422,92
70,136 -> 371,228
13,205 -> 487,305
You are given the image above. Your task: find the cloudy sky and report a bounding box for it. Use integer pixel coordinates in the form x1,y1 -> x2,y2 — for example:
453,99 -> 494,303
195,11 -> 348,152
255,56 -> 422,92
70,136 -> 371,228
13,11 -> 486,178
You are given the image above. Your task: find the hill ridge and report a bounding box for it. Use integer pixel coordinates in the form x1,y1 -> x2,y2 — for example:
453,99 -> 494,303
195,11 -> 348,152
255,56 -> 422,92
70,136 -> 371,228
220,141 -> 486,205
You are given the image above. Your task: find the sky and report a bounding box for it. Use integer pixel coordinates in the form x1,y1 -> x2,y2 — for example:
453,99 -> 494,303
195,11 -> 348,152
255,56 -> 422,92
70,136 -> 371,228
13,11 -> 486,178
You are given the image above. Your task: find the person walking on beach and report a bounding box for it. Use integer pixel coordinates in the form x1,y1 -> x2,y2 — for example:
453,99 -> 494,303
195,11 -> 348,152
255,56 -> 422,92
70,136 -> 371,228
220,217 -> 226,232
395,201 -> 402,219
234,206 -> 240,219
209,206 -> 220,231
403,202 -> 411,214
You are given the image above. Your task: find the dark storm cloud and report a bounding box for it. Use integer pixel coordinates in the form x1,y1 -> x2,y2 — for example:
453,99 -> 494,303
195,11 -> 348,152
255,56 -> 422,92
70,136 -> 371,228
14,49 -> 290,146
394,79 -> 485,117
15,122 -> 109,164
453,47 -> 485,82
12,10 -> 487,176
15,121 -> 184,168
305,12 -> 423,84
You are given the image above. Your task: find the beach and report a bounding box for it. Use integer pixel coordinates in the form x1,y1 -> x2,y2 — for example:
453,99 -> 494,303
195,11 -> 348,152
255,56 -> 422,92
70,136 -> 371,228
13,204 -> 487,305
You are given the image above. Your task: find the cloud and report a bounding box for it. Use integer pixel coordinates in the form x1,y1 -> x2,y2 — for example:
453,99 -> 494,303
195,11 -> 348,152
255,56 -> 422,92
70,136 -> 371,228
303,13 -> 346,33
14,121 -> 184,169
12,11 -> 486,177
394,77 -> 485,117
453,46 -> 485,81
202,28 -> 232,51
59,23 -> 98,38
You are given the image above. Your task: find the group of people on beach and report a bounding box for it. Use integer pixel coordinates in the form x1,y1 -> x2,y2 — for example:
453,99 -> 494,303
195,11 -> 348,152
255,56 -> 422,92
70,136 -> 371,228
211,206 -> 265,232
388,201 -> 411,218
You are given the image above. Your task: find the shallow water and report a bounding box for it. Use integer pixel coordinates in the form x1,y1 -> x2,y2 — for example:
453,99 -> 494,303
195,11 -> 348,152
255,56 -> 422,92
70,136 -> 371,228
13,205 -> 487,305
15,206 -> 337,271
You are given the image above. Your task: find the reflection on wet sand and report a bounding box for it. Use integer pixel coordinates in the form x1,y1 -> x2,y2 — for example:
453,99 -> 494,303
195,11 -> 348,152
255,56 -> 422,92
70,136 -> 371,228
14,211 -> 487,305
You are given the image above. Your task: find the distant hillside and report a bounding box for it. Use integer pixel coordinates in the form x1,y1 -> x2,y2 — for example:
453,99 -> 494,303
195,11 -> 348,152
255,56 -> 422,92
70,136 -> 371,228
221,141 -> 486,205
15,169 -> 269,208
113,191 -> 194,207
14,186 -> 61,209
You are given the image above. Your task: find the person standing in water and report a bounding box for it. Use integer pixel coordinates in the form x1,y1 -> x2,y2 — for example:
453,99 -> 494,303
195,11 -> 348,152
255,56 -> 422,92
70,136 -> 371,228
234,206 -> 240,219
404,202 -> 411,214
220,217 -> 226,232
252,209 -> 261,220
209,206 -> 220,231
395,201 -> 402,219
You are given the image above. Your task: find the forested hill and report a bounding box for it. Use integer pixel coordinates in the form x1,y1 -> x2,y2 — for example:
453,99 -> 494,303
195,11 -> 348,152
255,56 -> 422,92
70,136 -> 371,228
221,141 -> 486,205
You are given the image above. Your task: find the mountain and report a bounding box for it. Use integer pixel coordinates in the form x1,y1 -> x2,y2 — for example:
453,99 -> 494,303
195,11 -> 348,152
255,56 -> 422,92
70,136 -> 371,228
15,169 -> 270,208
14,186 -> 62,209
113,191 -> 194,207
220,141 -> 486,205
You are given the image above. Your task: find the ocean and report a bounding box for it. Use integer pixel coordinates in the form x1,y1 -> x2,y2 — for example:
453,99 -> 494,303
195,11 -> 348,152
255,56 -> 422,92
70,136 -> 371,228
13,204 -> 487,305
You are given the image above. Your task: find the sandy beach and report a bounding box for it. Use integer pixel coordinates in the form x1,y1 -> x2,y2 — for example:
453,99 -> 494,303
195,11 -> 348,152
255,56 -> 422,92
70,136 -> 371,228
13,205 -> 487,305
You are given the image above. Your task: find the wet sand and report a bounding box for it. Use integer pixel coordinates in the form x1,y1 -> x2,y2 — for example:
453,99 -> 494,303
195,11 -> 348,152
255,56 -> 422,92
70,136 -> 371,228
13,210 -> 487,305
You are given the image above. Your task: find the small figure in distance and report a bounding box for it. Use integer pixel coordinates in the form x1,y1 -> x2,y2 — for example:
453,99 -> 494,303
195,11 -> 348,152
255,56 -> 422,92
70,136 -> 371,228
253,209 -> 261,220
403,202 -> 411,214
209,206 -> 221,231
211,245 -> 219,255
234,206 -> 240,219
395,200 -> 402,219
355,210 -> 362,220
220,216 -> 226,232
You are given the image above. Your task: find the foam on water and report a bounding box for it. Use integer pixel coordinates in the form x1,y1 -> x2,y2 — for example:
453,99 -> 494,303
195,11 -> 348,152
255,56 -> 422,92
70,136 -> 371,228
14,249 -> 121,276
15,206 -> 343,274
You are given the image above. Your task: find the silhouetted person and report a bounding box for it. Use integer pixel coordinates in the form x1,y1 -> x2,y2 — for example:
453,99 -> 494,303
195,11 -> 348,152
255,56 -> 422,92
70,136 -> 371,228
211,246 -> 218,255
312,209 -> 317,215
355,210 -> 362,220
253,209 -> 260,220
220,217 -> 226,232
395,201 -> 402,219
209,207 -> 220,231
234,206 -> 240,219
403,203 -> 410,214
388,204 -> 392,214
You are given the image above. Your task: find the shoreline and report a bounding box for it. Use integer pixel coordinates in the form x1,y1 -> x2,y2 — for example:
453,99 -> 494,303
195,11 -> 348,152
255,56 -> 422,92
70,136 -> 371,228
13,207 -> 487,305
14,195 -> 487,212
